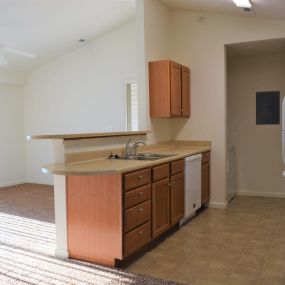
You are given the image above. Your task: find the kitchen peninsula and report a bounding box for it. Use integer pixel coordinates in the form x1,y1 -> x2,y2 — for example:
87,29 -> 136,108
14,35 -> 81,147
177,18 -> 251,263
34,131 -> 211,267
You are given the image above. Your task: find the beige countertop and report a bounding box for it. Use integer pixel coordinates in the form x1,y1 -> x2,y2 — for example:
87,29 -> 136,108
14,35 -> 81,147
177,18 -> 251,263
43,146 -> 210,176
32,130 -> 150,140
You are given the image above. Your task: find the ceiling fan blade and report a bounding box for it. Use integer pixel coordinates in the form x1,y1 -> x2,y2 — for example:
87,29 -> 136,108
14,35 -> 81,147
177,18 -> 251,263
0,54 -> 8,66
1,46 -> 35,58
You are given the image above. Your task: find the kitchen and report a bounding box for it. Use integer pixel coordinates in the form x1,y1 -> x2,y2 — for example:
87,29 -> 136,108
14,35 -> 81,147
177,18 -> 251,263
1,0 -> 285,284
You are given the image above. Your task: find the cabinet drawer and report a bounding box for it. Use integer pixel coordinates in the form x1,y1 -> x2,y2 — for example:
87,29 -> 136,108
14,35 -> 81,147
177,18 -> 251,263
124,222 -> 151,257
124,169 -> 151,191
170,160 -> 184,175
124,200 -> 151,233
202,152 -> 210,164
152,164 -> 169,182
124,185 -> 151,209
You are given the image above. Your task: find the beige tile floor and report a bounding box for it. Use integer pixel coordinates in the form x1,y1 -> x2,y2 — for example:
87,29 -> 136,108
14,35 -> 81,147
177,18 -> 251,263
126,196 -> 285,285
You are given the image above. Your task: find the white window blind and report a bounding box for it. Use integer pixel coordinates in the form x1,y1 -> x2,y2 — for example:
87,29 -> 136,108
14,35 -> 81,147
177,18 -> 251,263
126,81 -> 139,131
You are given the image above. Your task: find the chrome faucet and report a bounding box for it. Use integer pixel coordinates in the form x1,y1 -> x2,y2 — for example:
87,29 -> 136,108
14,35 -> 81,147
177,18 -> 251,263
124,139 -> 146,157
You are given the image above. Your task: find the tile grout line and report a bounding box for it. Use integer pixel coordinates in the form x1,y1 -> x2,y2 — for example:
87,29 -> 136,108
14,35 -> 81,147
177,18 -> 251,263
257,214 -> 282,282
223,209 -> 266,285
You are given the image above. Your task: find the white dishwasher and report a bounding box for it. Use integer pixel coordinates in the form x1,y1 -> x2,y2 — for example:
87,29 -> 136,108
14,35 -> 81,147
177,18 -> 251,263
180,154 -> 202,225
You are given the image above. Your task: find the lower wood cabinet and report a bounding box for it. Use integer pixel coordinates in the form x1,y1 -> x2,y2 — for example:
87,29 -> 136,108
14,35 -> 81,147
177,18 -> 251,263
201,152 -> 210,205
124,200 -> 151,233
67,159 -> 186,267
152,161 -> 185,238
124,222 -> 151,257
67,174 -> 123,266
152,178 -> 170,238
170,172 -> 185,225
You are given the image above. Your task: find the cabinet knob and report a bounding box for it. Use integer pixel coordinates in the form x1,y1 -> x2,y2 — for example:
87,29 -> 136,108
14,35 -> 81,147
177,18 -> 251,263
138,191 -> 143,196
138,175 -> 143,180
172,181 -> 176,185
138,208 -> 143,212
138,231 -> 144,235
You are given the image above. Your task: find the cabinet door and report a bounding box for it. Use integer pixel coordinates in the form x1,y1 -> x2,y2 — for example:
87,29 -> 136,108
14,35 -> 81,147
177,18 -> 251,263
181,66 -> 190,117
201,162 -> 210,205
152,178 -> 170,238
170,172 -> 185,225
170,61 -> 182,116
149,60 -> 171,117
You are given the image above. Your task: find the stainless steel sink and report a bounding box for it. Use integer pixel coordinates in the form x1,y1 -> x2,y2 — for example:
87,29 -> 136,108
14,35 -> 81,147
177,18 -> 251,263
120,153 -> 175,161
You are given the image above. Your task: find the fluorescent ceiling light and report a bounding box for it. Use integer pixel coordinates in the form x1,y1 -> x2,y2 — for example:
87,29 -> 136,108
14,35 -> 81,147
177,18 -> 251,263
0,54 -> 7,66
232,0 -> 251,8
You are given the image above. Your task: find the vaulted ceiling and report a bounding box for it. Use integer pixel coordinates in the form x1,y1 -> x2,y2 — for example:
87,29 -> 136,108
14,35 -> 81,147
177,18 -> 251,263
2,0 -> 285,74
0,0 -> 135,73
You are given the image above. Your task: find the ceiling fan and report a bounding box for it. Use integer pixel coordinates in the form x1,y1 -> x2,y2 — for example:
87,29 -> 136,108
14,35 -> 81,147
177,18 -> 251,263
0,45 -> 36,66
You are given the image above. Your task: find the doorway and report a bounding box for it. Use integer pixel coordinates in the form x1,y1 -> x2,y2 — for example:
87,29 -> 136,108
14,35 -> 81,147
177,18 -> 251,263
226,38 -> 285,201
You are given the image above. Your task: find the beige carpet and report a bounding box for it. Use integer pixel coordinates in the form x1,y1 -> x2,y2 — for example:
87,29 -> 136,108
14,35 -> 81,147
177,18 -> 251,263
0,184 -> 180,285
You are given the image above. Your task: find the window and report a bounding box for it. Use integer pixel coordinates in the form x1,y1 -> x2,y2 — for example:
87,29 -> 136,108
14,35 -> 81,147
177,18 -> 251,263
126,81 -> 139,131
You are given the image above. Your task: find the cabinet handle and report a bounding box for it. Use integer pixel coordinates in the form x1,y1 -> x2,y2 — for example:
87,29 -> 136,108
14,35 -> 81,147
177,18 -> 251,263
138,175 -> 143,180
138,231 -> 144,235
138,208 -> 143,212
138,191 -> 143,196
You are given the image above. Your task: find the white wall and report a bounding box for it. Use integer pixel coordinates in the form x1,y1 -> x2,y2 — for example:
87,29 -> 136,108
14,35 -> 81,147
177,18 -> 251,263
169,11 -> 285,206
25,0 -> 175,185
24,21 -> 137,184
0,84 -> 25,187
137,0 -> 173,143
0,70 -> 26,86
228,52 -> 285,197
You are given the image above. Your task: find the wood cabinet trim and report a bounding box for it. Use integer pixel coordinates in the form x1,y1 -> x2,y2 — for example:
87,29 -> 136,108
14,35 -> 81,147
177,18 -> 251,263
181,65 -> 190,117
170,159 -> 185,175
124,200 -> 151,233
124,168 -> 151,192
124,184 -> 151,210
170,172 -> 185,226
124,221 -> 151,257
152,163 -> 170,182
149,60 -> 171,117
170,61 -> 182,116
201,153 -> 210,205
152,178 -> 171,239
202,151 -> 210,164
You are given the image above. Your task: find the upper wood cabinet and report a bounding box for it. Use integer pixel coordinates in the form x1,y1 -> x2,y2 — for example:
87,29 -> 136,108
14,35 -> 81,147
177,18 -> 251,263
149,60 -> 190,118
181,66 -> 190,117
170,61 -> 182,116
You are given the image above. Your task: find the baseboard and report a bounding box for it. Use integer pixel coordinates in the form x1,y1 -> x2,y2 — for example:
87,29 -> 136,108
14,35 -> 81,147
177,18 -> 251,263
25,179 -> 54,186
0,180 -> 26,188
55,248 -> 69,258
179,212 -> 196,226
237,190 -> 285,199
0,179 -> 54,188
209,201 -> 228,209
